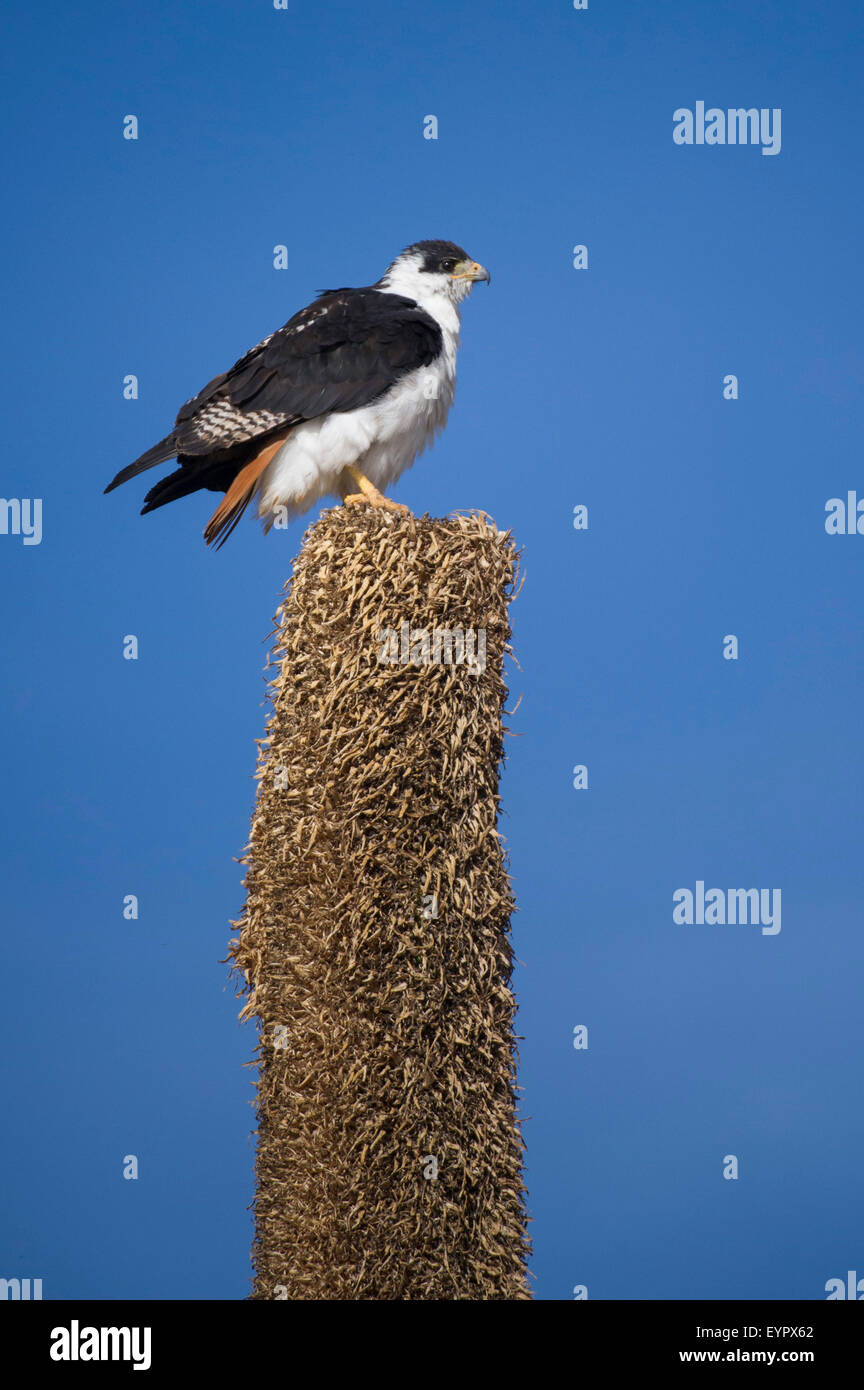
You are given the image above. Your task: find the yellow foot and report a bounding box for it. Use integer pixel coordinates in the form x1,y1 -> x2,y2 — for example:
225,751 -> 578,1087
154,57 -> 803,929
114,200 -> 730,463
341,467 -> 412,514
343,491 -> 412,514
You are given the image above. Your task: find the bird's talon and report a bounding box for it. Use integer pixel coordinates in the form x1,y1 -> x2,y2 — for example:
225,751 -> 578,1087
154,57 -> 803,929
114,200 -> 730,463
342,489 -> 412,515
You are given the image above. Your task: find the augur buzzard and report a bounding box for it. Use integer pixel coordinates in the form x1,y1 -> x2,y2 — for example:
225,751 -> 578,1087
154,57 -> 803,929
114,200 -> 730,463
104,241 -> 490,547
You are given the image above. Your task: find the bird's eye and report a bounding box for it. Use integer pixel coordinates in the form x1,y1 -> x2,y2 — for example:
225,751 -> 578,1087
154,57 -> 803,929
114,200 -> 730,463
441,259 -> 455,272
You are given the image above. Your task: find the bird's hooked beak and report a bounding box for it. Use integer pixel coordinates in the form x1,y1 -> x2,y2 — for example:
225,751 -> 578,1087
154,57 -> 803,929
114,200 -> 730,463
451,258 -> 491,285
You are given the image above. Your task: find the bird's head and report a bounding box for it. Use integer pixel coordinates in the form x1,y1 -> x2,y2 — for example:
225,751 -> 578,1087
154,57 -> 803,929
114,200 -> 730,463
379,240 -> 490,309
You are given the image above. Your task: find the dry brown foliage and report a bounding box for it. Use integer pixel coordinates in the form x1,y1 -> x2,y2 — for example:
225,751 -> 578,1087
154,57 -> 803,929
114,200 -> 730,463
229,504 -> 529,1300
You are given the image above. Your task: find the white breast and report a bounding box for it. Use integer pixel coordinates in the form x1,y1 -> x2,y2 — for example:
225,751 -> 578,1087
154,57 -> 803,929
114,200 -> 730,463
256,284 -> 461,526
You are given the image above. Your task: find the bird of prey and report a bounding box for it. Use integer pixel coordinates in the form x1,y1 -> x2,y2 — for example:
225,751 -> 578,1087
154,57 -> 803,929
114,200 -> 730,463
104,240 -> 490,547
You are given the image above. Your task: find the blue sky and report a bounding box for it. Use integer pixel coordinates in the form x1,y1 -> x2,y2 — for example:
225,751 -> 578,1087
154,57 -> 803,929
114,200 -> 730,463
1,0 -> 862,1300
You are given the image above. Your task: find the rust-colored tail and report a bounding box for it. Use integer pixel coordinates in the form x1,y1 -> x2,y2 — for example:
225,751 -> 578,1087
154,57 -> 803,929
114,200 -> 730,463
203,437 -> 288,549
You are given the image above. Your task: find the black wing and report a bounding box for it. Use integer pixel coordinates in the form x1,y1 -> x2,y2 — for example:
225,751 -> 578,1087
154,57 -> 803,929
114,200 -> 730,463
104,290 -> 442,505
